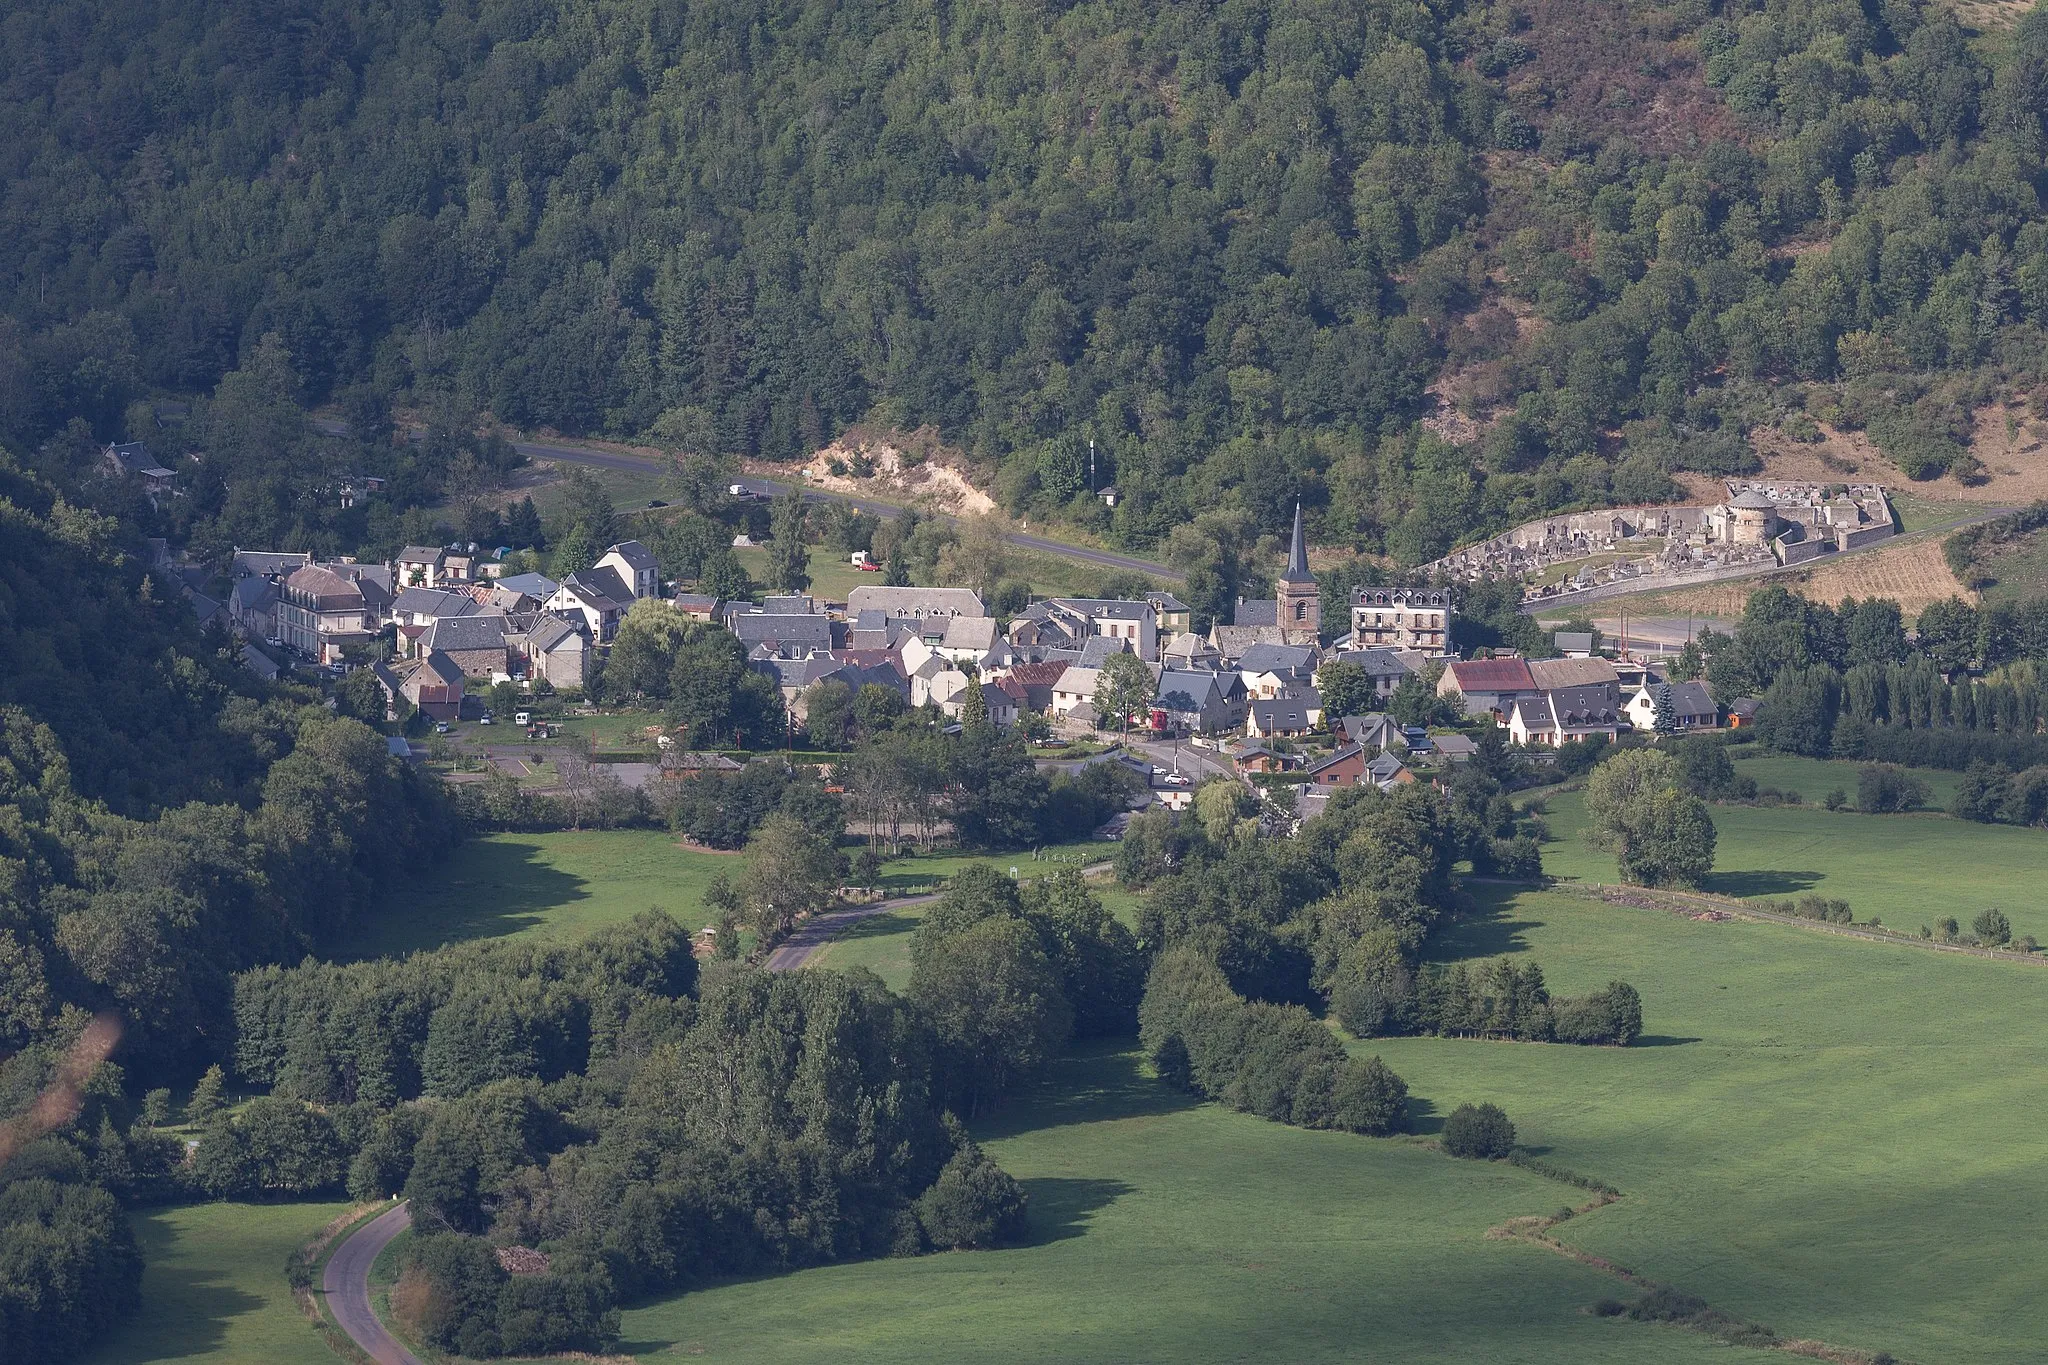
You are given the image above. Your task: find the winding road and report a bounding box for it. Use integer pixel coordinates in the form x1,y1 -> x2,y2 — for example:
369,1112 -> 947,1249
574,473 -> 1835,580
321,839 -> 1113,1363
313,418 -> 1181,582
322,1203 -> 421,1365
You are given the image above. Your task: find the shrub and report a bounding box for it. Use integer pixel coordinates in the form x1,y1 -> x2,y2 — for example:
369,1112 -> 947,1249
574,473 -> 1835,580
1441,1102 -> 1515,1159
1857,764 -> 1929,813
1936,917 -> 1960,943
1823,788 -> 1846,810
1972,908 -> 2012,947
1550,982 -> 1644,1045
915,1142 -> 1030,1249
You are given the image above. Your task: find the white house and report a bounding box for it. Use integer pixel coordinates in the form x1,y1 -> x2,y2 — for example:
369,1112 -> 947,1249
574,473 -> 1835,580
1623,680 -> 1718,732
594,540 -> 662,600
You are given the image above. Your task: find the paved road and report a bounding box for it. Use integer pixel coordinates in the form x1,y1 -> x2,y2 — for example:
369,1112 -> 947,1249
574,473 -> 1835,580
323,1203 -> 420,1365
765,891 -> 945,971
314,418 -> 1181,582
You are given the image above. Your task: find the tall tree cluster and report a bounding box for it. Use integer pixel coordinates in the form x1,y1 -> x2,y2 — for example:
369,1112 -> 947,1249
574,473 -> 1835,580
9,0 -> 2048,569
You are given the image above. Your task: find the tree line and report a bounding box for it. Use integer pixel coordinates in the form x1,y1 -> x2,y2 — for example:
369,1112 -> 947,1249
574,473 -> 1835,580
13,0 -> 2048,578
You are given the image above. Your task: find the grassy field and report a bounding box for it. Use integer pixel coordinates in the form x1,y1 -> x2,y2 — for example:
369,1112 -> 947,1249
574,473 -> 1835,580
1536,787 -> 2044,932
346,829 -> 739,958
81,1201 -> 352,1365
602,876 -> 2048,1365
590,1042 -> 1780,1365
1978,525 -> 2048,604
1368,883 -> 2048,1365
351,831 -> 1110,961
1724,745 -> 1964,808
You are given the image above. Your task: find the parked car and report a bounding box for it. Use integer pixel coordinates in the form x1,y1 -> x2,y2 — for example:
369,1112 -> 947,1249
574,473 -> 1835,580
1151,766 -> 1168,776
1163,773 -> 1190,786
479,716 -> 493,726
514,710 -> 532,726
435,722 -> 450,734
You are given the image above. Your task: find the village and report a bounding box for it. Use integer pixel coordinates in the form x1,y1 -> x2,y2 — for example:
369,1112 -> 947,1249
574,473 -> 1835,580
182,476 -> 1743,828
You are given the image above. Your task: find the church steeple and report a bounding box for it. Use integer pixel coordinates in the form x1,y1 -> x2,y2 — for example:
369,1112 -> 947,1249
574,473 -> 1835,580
1279,502 -> 1313,584
1276,501 -> 1319,633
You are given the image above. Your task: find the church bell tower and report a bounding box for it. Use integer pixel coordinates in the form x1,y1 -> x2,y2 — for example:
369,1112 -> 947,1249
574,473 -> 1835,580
1277,502 -> 1319,634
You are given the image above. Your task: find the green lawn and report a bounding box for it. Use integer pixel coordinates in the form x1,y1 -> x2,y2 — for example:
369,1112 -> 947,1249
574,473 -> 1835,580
1537,787 -> 2045,933
1724,744 -> 1963,808
81,1201 -> 352,1365
1888,491 -> 1983,532
594,1043 -> 1778,1365
347,830 -> 740,958
1367,883 -> 2048,1365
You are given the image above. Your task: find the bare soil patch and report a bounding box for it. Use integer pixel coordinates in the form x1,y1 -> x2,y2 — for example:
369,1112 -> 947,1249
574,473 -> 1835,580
777,425 -> 998,515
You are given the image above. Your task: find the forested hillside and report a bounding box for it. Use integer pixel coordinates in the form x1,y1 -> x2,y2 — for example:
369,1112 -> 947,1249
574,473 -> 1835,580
8,0 -> 2048,564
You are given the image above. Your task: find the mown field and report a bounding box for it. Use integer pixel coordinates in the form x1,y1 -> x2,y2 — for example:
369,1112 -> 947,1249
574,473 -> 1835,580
594,874 -> 2048,1365
80,1201 -> 352,1365
1724,745 -> 1963,809
351,830 -> 1110,961
586,1042 -> 1781,1365
345,829 -> 735,958
1536,785 -> 2043,933
1369,883 -> 2048,1365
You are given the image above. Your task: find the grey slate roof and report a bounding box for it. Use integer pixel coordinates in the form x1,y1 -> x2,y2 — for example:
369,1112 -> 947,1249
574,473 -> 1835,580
1238,642 -> 1317,676
496,572 -> 560,599
1335,647 -> 1414,679
1553,631 -> 1597,655
1233,598 -> 1280,628
234,550 -> 312,579
421,614 -> 512,652
730,613 -> 834,650
393,586 -> 481,619
1249,698 -> 1314,732
604,539 -> 659,571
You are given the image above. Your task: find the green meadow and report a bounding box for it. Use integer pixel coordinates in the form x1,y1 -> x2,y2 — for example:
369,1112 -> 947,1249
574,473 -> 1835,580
350,830 -> 1109,961
1725,745 -> 1963,809
1536,786 -> 2045,932
1368,883 -> 2048,1365
591,1042 -> 1779,1365
345,829 -> 738,958
80,1201 -> 351,1365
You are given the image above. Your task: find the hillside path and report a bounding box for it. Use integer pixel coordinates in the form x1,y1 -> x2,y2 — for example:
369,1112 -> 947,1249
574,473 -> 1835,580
323,1203 -> 421,1365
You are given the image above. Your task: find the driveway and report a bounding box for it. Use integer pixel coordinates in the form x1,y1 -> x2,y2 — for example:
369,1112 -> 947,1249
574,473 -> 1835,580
322,1203 -> 420,1365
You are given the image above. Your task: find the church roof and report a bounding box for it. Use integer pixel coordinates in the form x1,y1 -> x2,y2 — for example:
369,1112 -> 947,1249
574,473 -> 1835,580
1278,502 -> 1315,584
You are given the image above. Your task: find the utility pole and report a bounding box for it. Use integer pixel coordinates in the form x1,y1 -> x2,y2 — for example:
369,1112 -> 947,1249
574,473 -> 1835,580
1089,438 -> 1096,491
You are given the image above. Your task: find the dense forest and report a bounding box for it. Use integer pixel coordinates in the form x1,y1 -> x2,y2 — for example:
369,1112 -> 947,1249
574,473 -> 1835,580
8,0 -> 2048,567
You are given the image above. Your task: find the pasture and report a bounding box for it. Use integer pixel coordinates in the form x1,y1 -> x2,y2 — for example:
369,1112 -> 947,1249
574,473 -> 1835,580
590,1042 -> 1778,1365
601,880 -> 2048,1365
1537,786 -> 2044,933
353,830 -> 1109,961
1724,745 -> 1964,808
81,1201 -> 351,1365
1368,883 -> 2048,1365
347,829 -> 737,958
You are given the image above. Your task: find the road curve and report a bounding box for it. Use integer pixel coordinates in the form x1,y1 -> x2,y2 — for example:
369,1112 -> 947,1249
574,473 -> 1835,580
313,418 -> 1181,582
323,1203 -> 421,1365
765,891 -> 943,971
766,860 -> 1116,972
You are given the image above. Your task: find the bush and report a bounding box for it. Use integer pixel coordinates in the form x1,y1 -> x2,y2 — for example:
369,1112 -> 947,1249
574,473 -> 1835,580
1972,907 -> 2012,947
915,1142 -> 1030,1250
1550,982 -> 1644,1045
1857,764 -> 1929,813
1441,1102 -> 1515,1159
